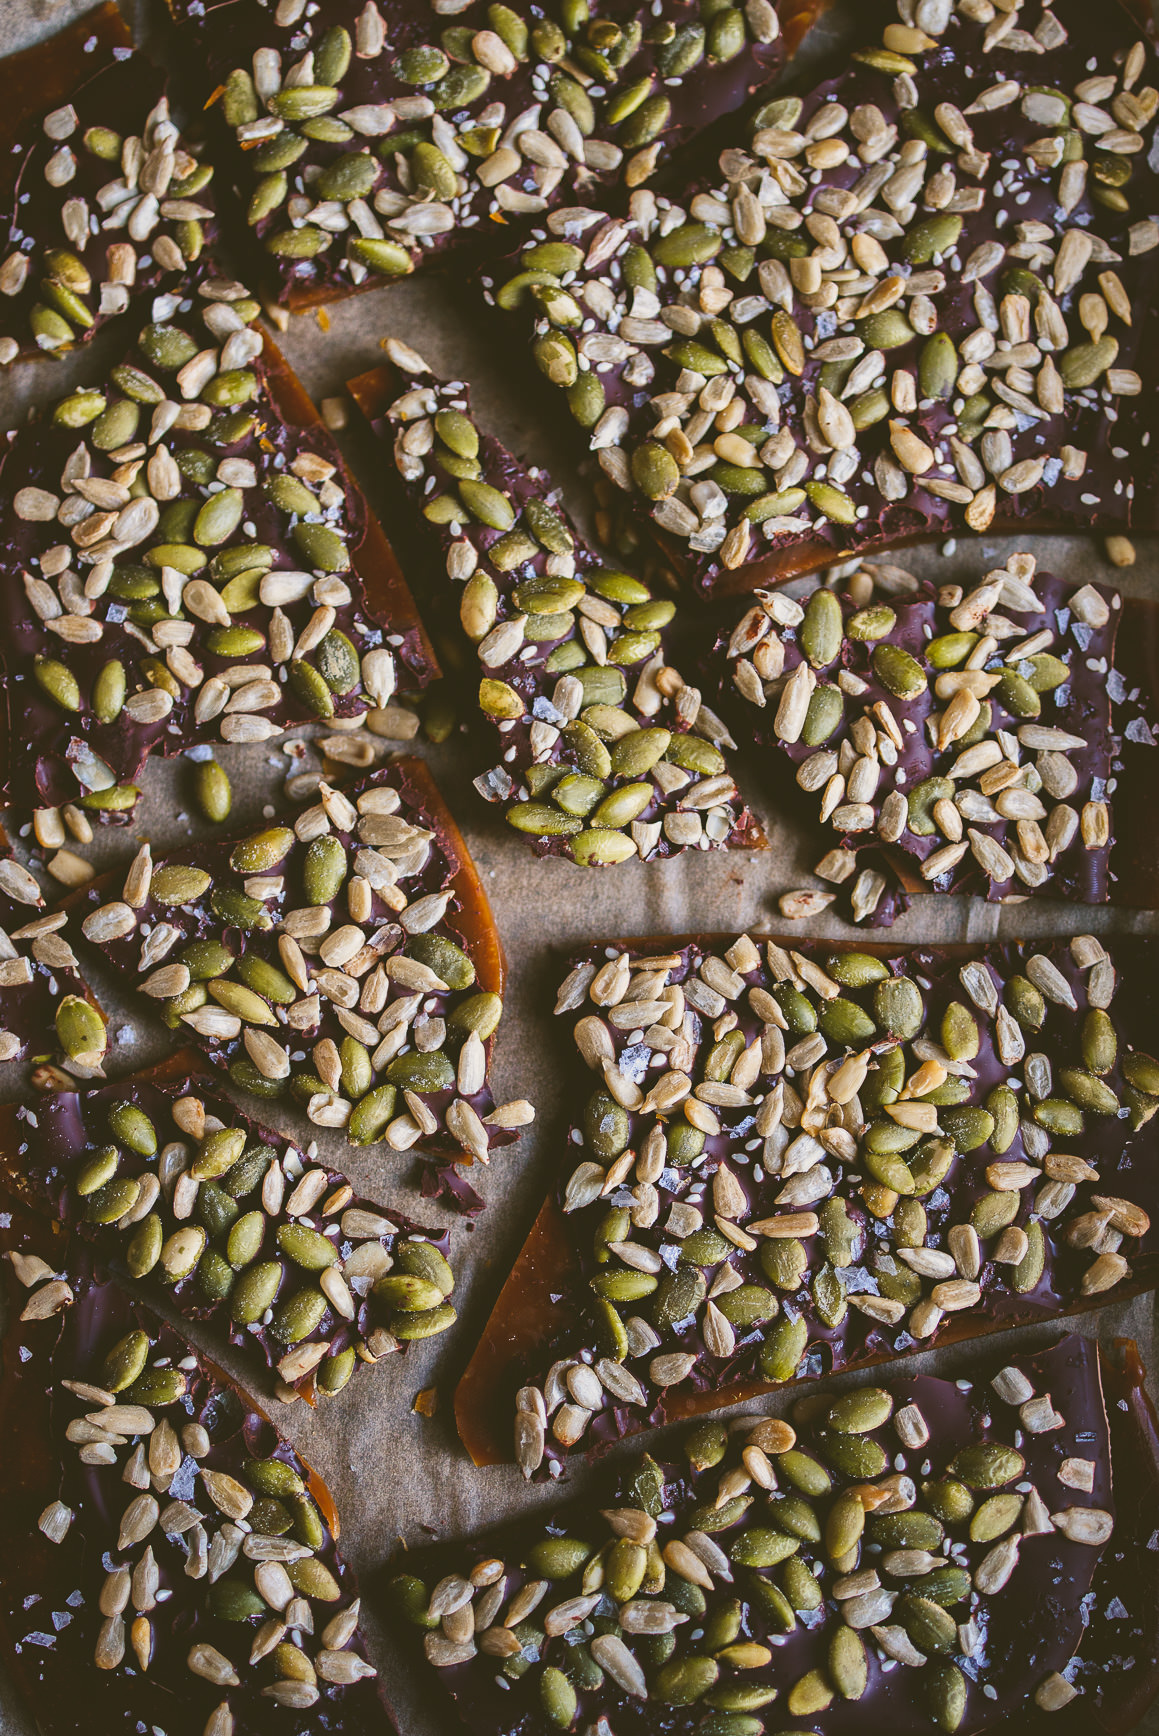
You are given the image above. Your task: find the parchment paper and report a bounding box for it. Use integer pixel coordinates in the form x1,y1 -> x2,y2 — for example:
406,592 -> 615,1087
0,3 -> 1158,1733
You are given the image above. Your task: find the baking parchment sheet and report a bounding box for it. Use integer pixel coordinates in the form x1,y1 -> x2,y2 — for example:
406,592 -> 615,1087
0,2 -> 1158,1731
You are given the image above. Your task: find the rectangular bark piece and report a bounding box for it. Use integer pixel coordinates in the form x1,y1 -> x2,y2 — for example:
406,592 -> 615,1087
349,342 -> 765,865
0,4 -> 226,367
162,0 -> 821,307
710,552 -> 1157,919
0,271 -> 437,814
401,1334 -> 1159,1736
70,758 -> 530,1213
0,1200 -> 394,1736
0,1053 -> 459,1400
483,0 -> 1159,596
454,931 -> 1159,1471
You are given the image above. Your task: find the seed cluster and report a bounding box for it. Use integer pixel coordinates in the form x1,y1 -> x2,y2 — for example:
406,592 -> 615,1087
0,48 -> 218,365
400,1338 -> 1113,1732
27,1302 -> 380,1727
17,1078 -> 458,1397
76,768 -> 532,1181
717,552 -> 1137,918
174,0 -> 785,300
510,933 -> 1156,1472
0,858 -> 103,1069
2,272 -> 433,814
489,0 -> 1159,590
366,337 -> 755,864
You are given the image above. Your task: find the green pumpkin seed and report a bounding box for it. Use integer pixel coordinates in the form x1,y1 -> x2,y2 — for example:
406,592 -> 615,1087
1058,1066 -> 1119,1114
827,1386 -> 892,1434
652,1267 -> 707,1330
108,1102 -> 157,1156
123,1367 -> 186,1406
386,1051 -> 455,1094
349,237 -> 413,276
802,683 -> 844,745
928,1662 -> 967,1734
631,441 -> 680,500
951,1442 -> 1025,1490
348,1084 -> 398,1144
160,1224 -> 206,1280
798,590 -> 843,668
151,865 -> 213,906
92,659 -> 126,723
34,658 -> 80,713
446,991 -> 502,1041
1034,1097 -> 1084,1137
1011,1218 -> 1046,1292
270,1286 -> 328,1345
540,1667 -> 577,1729
102,1330 -> 150,1393
277,1224 -> 340,1270
872,643 -> 927,700
231,1260 -> 283,1324
904,214 -> 963,264
56,996 -> 107,1063
375,1274 -> 444,1312
126,1213 -> 163,1278
898,1593 -> 957,1656
1124,1050 -> 1159,1095
1060,336 -> 1118,390
656,1656 -> 719,1704
303,833 -> 347,905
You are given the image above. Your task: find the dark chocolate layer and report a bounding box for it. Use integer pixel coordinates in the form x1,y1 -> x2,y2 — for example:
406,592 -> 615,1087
0,1208 -> 393,1736
455,932 -> 1159,1471
402,1336 -> 1117,1736
1,1065 -> 457,1400
350,346 -> 763,864
485,0 -> 1159,594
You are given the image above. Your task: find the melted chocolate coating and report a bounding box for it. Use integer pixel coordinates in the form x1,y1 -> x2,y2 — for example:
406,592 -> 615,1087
0,1208 -> 393,1736
710,570 -> 1127,909
71,762 -> 515,1200
0,324 -> 436,813
166,0 -> 790,306
487,0 -> 1159,595
0,17 -> 223,364
404,1336 -> 1119,1736
456,934 -> 1159,1470
350,357 -> 764,863
0,1065 -> 454,1399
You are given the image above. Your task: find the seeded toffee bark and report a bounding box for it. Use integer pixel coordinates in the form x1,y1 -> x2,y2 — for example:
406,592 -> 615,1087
0,5 -> 223,367
0,1221 -> 391,1736
164,0 -> 806,307
399,1337 -> 1130,1735
349,341 -> 762,864
712,552 -> 1152,921
74,762 -> 530,1205
0,272 -> 436,817
0,853 -> 107,1073
452,932 -> 1159,1473
486,0 -> 1159,596
0,1064 -> 458,1400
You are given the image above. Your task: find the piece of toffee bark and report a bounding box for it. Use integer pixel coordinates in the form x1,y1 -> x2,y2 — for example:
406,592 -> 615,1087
398,1336 -> 1128,1736
163,0 -> 814,309
485,0 -> 1159,597
0,1210 -> 392,1736
0,850 -> 107,1075
0,270 -> 437,817
712,551 -> 1154,920
0,1058 -> 458,1400
349,340 -> 764,865
0,4 -> 224,368
74,760 -> 531,1204
453,932 -> 1159,1473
